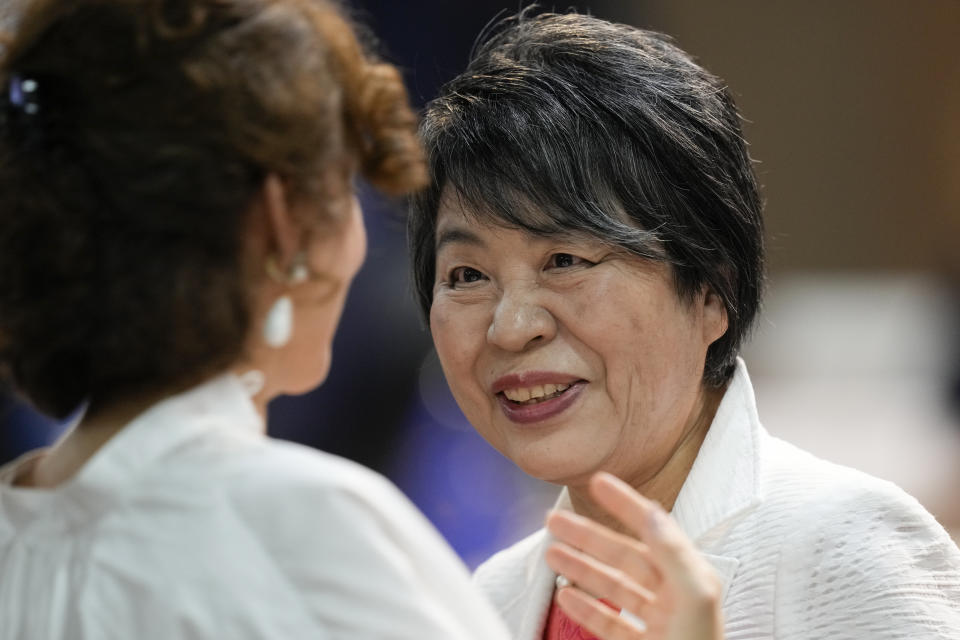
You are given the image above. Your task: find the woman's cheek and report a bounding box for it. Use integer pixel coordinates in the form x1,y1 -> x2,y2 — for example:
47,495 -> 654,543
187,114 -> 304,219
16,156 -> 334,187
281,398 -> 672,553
432,300 -> 486,404
429,300 -> 450,344
431,295 -> 478,340
430,301 -> 461,367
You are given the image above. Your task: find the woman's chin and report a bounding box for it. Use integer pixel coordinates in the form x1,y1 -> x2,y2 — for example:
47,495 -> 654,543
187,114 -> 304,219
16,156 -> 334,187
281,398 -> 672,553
502,429 -> 610,487
515,452 -> 600,487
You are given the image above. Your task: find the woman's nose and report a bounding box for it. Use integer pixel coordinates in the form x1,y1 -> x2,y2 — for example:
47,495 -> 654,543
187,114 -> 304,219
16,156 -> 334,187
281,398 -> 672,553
487,287 -> 557,352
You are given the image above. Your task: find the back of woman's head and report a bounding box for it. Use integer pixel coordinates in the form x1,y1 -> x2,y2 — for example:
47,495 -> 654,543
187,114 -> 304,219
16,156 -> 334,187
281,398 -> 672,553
0,0 -> 425,417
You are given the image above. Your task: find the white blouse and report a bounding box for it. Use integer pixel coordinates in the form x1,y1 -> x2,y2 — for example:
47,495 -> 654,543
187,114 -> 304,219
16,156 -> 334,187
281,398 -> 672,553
0,374 -> 510,639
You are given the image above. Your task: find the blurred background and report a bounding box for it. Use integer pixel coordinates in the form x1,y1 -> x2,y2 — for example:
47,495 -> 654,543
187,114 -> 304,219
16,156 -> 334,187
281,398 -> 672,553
1,0 -> 958,567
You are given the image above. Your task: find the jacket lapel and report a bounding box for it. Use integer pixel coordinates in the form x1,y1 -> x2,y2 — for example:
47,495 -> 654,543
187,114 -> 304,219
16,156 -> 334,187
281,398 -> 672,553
701,553 -> 740,604
670,359 -> 763,602
492,529 -> 557,640
515,535 -> 557,640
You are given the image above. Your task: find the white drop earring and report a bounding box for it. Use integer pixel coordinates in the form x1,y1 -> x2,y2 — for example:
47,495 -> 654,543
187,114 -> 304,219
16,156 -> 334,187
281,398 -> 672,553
262,252 -> 309,349
263,295 -> 293,348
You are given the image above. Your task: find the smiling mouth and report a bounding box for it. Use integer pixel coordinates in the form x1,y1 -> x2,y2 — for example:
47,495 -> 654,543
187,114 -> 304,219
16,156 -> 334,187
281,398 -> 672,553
500,383 -> 573,405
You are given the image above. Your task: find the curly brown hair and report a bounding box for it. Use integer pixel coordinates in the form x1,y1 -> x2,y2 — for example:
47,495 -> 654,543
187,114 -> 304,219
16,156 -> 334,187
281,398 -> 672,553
0,0 -> 426,418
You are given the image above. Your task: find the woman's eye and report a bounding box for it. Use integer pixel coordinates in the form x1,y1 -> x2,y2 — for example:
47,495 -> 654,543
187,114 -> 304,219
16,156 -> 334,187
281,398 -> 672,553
449,266 -> 486,287
548,253 -> 587,269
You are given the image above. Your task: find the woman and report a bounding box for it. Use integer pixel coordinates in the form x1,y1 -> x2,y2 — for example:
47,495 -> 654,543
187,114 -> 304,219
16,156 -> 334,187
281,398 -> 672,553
409,10 -> 960,640
0,0 -> 511,636
0,1 -> 718,638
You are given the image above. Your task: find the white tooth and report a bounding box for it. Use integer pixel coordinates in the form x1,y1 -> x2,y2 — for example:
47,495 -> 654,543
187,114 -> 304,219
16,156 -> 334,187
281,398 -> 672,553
556,383 -> 570,392
504,389 -> 521,402
516,388 -> 531,402
529,385 -> 545,399
543,383 -> 558,396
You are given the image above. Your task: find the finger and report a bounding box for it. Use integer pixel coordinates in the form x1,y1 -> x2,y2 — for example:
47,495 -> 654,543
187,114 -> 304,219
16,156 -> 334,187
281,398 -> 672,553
589,473 -> 693,570
639,501 -> 722,598
546,509 -> 659,589
545,540 -> 655,614
588,472 -> 660,539
590,473 -> 720,597
556,586 -> 647,640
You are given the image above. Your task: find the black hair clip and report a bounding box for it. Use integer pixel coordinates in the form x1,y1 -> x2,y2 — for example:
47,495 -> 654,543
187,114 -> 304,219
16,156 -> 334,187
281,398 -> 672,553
8,73 -> 40,116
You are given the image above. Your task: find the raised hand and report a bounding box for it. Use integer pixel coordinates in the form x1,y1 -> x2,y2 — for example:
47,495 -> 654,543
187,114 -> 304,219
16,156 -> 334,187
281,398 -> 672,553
544,472 -> 723,640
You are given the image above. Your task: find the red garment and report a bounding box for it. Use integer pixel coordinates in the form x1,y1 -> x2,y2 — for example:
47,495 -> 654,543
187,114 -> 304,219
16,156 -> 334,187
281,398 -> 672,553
542,596 -> 618,640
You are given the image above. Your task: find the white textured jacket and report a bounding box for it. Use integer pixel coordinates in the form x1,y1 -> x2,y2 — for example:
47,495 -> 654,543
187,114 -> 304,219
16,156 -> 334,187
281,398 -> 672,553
474,361 -> 960,639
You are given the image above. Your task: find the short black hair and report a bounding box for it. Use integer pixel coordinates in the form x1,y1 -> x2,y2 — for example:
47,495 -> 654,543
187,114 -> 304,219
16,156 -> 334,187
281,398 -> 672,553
409,9 -> 765,387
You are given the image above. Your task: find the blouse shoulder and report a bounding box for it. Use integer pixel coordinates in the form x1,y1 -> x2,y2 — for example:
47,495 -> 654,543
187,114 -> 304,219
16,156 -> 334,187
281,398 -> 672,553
215,436 -> 426,540
212,437 -> 511,639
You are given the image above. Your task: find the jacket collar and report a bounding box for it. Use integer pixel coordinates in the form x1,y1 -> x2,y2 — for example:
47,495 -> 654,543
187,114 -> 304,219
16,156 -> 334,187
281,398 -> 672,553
666,359 -> 764,602
671,358 -> 764,543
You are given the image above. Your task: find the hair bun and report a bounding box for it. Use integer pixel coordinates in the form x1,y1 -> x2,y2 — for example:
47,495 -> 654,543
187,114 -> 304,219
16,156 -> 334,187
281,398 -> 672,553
354,63 -> 427,195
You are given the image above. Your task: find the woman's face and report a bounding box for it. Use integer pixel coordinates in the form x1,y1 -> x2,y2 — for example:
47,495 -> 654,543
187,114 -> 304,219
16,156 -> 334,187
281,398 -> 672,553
429,194 -> 727,488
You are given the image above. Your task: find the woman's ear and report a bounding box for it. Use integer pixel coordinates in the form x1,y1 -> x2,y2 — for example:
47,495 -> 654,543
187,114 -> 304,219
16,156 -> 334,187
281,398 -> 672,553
702,288 -> 729,346
260,173 -> 302,266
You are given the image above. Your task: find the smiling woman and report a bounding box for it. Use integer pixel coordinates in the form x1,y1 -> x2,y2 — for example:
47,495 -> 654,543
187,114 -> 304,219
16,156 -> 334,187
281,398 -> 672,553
409,9 -> 960,640
430,193 -> 725,490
